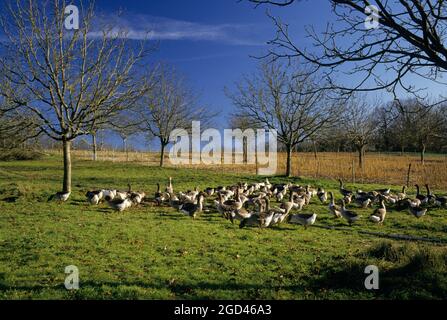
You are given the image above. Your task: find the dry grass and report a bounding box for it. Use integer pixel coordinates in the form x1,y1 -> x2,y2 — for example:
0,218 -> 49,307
49,149 -> 447,190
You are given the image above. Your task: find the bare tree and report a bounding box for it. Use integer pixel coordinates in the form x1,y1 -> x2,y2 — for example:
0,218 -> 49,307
0,0 -> 150,194
111,111 -> 142,162
341,94 -> 378,168
139,68 -> 214,167
0,104 -> 40,149
390,99 -> 445,164
228,114 -> 256,164
227,62 -> 339,177
248,0 -> 447,98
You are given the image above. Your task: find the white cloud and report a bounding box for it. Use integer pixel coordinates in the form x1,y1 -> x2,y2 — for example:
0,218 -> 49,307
89,13 -> 265,46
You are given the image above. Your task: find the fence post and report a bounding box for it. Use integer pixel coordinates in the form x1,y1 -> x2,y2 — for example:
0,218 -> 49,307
352,159 -> 356,184
406,163 -> 412,187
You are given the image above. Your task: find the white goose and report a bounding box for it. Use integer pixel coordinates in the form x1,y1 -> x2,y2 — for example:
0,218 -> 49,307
105,195 -> 132,212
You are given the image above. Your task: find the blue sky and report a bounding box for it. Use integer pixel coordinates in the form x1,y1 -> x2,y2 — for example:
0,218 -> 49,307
92,2 -> 330,114
5,0 -> 444,149
2,0 -> 338,150
87,0 -> 337,149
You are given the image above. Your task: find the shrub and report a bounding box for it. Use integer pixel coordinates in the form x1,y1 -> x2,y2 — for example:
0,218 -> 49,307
0,149 -> 44,161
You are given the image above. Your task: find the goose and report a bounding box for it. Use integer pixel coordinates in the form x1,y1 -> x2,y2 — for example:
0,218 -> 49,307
410,198 -> 422,207
243,197 -> 276,227
85,190 -> 103,205
169,193 -> 183,211
272,183 -> 287,193
228,198 -> 261,223
219,189 -> 234,201
130,191 -> 146,205
214,194 -> 227,219
434,196 -> 447,207
48,191 -> 71,202
179,193 -> 204,219
356,190 -> 369,198
425,184 -> 440,205
215,193 -> 240,221
308,187 -> 318,197
204,187 -> 215,197
370,199 -> 387,224
288,213 -> 317,229
239,211 -> 275,229
409,205 -> 427,218
239,199 -> 262,228
245,185 -> 255,195
328,192 -> 342,218
166,177 -> 174,194
127,184 -> 145,205
414,184 -> 427,202
178,192 -> 196,204
280,192 -> 302,213
264,178 -> 272,190
317,188 -> 328,203
395,198 -> 412,211
339,179 -> 353,197
179,187 -> 200,203
154,183 -> 166,206
376,187 -> 391,196
115,184 -> 131,201
105,195 -> 132,212
367,191 -> 380,202
384,194 -> 398,205
219,189 -> 245,212
260,185 -> 271,194
271,202 -> 295,226
240,199 -> 275,229
430,191 -> 447,207
264,197 -> 292,227
186,187 -> 200,200
396,186 -> 407,200
230,207 -> 254,222
423,184 -> 447,207
355,195 -> 372,209
101,189 -> 116,200
343,194 -> 353,205
245,193 -> 265,205
275,187 -> 288,202
303,185 -> 312,205
341,200 -> 360,226
271,211 -> 289,226
291,193 -> 306,211
215,193 -> 239,222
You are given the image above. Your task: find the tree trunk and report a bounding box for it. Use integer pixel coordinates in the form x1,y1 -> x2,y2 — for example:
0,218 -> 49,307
243,136 -> 248,164
255,138 -> 259,175
160,143 -> 166,167
62,139 -> 72,193
357,145 -> 365,169
286,145 -> 292,177
91,133 -> 97,161
420,143 -> 426,164
122,137 -> 128,162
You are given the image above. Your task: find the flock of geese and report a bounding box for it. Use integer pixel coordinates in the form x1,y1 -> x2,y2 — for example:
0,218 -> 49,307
65,177 -> 447,229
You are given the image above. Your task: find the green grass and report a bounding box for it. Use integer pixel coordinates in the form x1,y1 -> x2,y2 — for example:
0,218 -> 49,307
0,155 -> 446,299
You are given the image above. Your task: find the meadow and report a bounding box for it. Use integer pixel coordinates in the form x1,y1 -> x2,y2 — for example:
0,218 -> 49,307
71,149 -> 447,189
0,153 -> 447,300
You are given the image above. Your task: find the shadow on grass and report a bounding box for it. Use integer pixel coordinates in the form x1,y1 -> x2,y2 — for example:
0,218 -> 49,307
0,277 -> 308,300
2,242 -> 446,299
309,241 -> 447,299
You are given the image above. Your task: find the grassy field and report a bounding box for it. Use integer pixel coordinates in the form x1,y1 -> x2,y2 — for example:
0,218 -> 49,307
0,155 -> 447,300
69,149 -> 447,189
